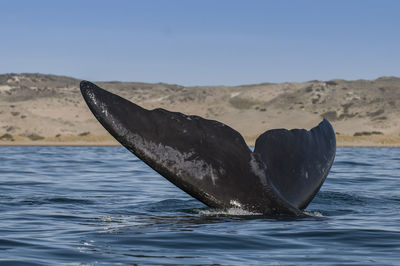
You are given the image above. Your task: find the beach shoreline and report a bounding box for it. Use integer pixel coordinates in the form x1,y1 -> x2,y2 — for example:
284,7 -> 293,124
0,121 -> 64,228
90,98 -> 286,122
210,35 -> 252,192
1,134 -> 399,147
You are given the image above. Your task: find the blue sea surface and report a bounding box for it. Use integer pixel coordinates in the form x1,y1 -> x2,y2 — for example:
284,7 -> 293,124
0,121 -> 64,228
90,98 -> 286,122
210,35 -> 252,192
0,146 -> 399,265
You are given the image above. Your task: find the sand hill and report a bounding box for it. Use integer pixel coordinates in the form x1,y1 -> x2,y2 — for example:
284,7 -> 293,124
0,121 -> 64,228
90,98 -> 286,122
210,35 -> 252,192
0,73 -> 399,146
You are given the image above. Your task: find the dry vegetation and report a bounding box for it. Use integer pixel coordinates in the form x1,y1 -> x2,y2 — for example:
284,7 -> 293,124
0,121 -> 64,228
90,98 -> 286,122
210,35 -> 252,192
0,73 -> 399,146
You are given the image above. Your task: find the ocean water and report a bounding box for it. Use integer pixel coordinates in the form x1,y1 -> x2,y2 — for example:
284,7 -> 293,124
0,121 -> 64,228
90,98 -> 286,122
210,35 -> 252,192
0,146 -> 399,265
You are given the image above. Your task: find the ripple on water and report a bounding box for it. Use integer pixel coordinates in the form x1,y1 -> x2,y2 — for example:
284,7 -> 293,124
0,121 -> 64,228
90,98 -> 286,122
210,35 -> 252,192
0,146 -> 400,265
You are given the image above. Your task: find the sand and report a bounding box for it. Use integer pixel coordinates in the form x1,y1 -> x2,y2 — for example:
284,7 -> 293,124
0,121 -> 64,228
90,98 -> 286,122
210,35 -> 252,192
1,73 -> 399,147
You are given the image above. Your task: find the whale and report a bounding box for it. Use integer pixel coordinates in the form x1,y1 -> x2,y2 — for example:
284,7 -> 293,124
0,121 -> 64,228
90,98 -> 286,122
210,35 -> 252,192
80,81 -> 336,215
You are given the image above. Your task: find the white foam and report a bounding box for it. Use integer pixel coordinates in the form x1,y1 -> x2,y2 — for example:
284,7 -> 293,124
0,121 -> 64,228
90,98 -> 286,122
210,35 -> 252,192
198,208 -> 262,216
303,210 -> 324,217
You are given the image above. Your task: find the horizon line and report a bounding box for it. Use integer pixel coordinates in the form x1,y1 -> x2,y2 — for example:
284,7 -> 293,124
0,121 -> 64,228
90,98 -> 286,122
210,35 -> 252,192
1,72 -> 399,87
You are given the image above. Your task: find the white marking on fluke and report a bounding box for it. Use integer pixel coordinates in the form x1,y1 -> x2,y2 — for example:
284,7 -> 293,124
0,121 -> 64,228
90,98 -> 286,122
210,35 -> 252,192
128,133 -> 220,185
230,200 -> 243,208
249,154 -> 268,186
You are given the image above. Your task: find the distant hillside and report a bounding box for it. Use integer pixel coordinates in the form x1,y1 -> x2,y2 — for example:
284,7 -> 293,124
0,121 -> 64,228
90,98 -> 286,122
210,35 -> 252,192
0,73 -> 399,146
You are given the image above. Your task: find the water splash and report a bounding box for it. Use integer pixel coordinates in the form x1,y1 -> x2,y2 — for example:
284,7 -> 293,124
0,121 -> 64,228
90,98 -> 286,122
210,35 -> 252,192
197,207 -> 262,216
303,210 -> 324,217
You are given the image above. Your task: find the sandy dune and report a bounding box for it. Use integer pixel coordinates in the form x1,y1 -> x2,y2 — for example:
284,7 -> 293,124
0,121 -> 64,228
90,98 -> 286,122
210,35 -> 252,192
0,73 -> 399,147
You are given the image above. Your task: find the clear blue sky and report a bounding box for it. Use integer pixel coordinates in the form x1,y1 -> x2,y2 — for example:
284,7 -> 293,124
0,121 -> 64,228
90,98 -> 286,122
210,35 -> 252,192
0,0 -> 399,85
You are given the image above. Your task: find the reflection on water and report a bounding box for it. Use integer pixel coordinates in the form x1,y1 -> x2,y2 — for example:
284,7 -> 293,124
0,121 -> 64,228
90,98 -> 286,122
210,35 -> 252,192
0,146 -> 399,265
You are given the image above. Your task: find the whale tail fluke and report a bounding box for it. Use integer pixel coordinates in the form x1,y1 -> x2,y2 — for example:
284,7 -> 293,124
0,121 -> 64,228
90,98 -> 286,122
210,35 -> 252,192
80,80 -> 336,215
254,120 -> 336,209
